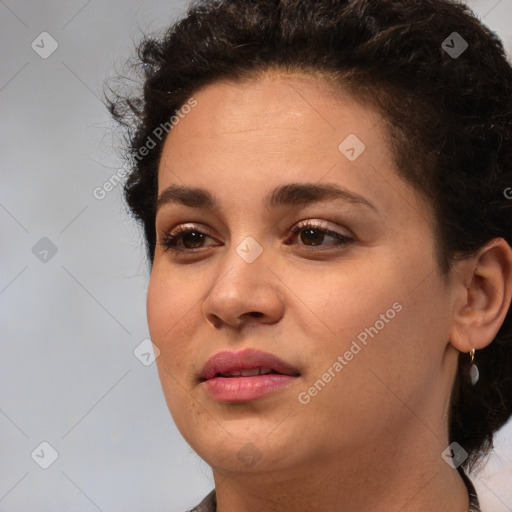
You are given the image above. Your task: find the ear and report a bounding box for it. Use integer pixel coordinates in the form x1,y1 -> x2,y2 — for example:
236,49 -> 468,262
449,238 -> 512,353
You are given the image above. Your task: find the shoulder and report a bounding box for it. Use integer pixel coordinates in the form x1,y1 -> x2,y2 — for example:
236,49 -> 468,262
186,489 -> 216,512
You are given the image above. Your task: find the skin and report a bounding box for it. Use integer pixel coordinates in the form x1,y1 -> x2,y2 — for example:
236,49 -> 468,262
146,72 -> 512,512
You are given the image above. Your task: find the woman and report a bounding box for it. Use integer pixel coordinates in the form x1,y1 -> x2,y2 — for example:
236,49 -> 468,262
107,0 -> 512,510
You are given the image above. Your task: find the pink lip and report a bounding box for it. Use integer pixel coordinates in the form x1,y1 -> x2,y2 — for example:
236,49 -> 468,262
200,348 -> 300,402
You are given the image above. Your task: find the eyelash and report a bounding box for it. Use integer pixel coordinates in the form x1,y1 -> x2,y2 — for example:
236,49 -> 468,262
159,221 -> 354,254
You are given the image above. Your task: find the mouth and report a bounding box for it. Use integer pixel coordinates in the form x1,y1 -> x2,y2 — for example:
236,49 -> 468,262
200,348 -> 300,380
211,367 -> 285,377
200,348 -> 300,402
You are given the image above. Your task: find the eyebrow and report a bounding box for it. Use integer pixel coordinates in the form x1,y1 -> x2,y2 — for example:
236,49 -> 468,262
156,182 -> 376,212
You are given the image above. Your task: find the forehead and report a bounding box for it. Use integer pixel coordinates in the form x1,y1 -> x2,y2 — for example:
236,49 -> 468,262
156,73 -> 433,228
158,73 -> 392,179
165,72 -> 381,144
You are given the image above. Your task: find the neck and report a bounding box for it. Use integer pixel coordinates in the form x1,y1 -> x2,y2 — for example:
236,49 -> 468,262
212,428 -> 470,512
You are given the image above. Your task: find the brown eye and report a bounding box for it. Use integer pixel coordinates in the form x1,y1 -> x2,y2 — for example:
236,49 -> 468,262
288,221 -> 354,248
179,230 -> 207,249
299,227 -> 327,246
160,225 -> 216,252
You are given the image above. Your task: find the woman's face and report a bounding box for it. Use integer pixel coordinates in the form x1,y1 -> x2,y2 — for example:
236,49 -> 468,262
147,73 -> 460,475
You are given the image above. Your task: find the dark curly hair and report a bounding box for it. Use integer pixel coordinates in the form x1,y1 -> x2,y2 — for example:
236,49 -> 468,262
106,0 -> 512,470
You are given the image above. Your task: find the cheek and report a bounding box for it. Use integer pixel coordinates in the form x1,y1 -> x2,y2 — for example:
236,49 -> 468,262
147,268 -> 196,341
313,266 -> 401,343
146,269 -> 201,422
340,275 -> 451,408
146,268 -> 204,384
301,255 -> 445,399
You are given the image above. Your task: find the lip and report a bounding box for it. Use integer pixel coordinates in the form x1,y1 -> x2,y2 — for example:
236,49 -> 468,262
200,348 -> 300,402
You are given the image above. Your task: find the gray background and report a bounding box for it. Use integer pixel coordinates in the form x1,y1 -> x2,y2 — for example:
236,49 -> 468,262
1,1 -> 511,510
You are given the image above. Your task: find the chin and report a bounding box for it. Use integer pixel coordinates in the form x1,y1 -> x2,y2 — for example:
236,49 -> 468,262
204,441 -> 295,475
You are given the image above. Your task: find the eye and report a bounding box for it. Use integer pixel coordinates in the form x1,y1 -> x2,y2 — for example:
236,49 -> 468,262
158,220 -> 354,254
286,220 -> 354,248
159,224 -> 217,253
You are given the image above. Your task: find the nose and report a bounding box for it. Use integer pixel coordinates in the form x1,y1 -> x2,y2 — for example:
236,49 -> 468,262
202,249 -> 285,330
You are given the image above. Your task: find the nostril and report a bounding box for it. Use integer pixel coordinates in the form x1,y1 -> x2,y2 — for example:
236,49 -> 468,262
248,312 -> 263,318
205,314 -> 222,329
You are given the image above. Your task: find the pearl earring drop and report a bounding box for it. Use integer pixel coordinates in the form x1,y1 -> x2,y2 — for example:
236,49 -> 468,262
469,349 -> 479,385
